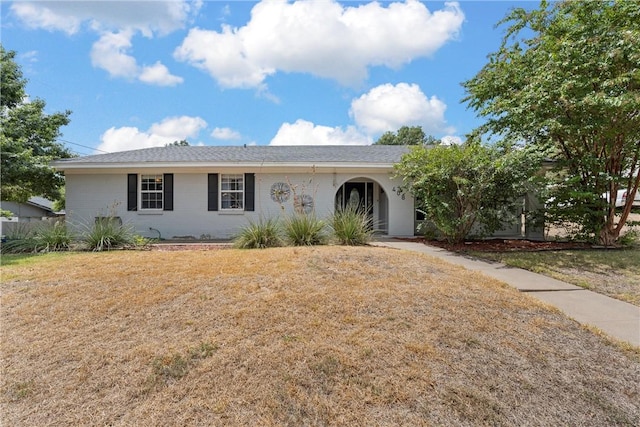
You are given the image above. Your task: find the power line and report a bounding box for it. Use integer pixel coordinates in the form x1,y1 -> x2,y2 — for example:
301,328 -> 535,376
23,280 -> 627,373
57,139 -> 110,154
61,145 -> 93,156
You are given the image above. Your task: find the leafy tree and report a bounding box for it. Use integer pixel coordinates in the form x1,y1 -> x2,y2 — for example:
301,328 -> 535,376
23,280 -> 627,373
394,140 -> 542,243
1,45 -> 73,203
167,139 -> 190,146
52,187 -> 65,212
462,1 -> 640,245
1,46 -> 25,109
374,126 -> 439,146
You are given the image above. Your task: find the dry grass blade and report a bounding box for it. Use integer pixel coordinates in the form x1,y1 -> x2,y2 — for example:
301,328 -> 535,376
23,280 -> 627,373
1,247 -> 639,426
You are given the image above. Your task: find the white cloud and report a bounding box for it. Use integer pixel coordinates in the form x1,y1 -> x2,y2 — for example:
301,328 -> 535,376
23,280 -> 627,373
98,116 -> 207,152
10,2 -> 81,35
149,116 -> 207,138
19,50 -> 39,63
11,1 -> 201,36
91,31 -> 139,79
267,82 -> 456,146
175,0 -> 464,88
90,31 -> 183,86
175,26 -> 273,89
270,119 -> 371,146
211,127 -> 241,140
350,83 -> 453,135
441,135 -> 463,145
12,1 -> 200,85
220,4 -> 231,20
18,50 -> 39,74
139,62 -> 184,86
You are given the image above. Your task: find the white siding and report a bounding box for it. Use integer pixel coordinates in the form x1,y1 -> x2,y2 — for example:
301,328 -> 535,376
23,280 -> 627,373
0,201 -> 51,220
65,170 -> 415,240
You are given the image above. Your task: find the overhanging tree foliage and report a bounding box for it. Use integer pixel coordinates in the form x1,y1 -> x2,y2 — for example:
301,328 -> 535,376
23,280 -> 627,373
394,141 -> 542,243
166,139 -> 190,146
462,0 -> 640,245
1,45 -> 73,203
374,126 -> 439,145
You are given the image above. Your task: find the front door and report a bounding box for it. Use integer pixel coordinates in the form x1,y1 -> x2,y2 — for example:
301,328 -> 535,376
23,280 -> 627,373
337,181 -> 374,224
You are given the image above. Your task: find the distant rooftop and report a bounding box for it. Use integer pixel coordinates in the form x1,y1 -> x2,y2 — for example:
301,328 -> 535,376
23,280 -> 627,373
27,196 -> 55,211
52,145 -> 411,168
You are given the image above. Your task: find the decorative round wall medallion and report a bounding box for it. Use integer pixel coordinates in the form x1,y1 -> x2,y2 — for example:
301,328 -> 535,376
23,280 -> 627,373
294,194 -> 314,214
270,182 -> 291,203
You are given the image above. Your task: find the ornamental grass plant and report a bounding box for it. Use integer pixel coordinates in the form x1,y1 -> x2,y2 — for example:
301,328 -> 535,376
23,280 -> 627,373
329,204 -> 374,245
282,213 -> 327,246
33,220 -> 72,252
1,221 -> 72,254
233,218 -> 282,249
80,217 -> 135,251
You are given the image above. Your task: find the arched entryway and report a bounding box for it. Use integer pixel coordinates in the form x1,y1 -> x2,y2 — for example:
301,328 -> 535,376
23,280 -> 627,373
335,178 -> 389,234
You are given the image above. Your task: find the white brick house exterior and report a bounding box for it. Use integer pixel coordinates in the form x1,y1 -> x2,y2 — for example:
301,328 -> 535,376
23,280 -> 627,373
53,146 -> 416,240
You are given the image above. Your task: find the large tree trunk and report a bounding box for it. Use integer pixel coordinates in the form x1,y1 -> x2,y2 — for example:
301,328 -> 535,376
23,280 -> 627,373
597,182 -> 640,245
598,194 -> 638,246
598,226 -> 620,247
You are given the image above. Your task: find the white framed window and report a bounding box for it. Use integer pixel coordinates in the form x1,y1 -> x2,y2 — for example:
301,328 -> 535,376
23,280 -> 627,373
141,174 -> 163,210
221,174 -> 244,210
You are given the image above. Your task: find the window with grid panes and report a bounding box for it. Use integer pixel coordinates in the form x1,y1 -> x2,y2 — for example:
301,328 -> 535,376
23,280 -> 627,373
141,174 -> 163,209
221,174 -> 244,209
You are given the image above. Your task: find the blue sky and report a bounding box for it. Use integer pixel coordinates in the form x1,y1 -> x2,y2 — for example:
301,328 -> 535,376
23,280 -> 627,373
1,1 -> 537,155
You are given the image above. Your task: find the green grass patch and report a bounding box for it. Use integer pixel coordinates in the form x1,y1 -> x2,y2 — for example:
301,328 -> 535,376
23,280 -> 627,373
468,248 -> 640,305
146,341 -> 218,392
470,249 -> 639,274
0,251 -> 70,267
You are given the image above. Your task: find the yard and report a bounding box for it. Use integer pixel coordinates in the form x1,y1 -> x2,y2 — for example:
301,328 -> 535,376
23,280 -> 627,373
1,247 -> 639,426
463,248 -> 640,306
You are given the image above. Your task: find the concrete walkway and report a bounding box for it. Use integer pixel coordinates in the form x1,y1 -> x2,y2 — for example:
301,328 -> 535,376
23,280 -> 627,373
372,240 -> 640,347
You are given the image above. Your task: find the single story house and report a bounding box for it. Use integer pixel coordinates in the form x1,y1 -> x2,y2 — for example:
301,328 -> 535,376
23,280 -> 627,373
52,145 -> 417,240
0,196 -> 62,237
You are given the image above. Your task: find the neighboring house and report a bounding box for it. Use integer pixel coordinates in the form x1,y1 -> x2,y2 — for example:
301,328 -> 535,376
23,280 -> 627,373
0,196 -> 62,237
51,146 -> 417,240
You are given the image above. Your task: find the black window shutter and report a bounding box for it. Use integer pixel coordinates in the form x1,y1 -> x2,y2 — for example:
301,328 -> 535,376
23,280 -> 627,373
163,174 -> 174,211
127,174 -> 137,211
208,173 -> 218,211
245,173 -> 255,212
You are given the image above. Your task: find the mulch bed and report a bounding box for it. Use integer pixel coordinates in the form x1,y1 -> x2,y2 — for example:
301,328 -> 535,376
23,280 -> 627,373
405,238 -> 594,252
150,239 -> 598,253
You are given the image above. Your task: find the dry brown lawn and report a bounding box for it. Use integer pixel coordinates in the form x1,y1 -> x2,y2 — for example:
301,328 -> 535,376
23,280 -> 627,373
1,246 -> 639,426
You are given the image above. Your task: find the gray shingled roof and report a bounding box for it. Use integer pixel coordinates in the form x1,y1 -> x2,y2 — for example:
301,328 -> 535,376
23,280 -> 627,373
53,145 -> 411,167
27,196 -> 55,212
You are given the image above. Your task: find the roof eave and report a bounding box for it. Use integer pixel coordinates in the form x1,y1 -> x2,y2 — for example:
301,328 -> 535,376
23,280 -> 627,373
52,161 -> 398,171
